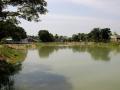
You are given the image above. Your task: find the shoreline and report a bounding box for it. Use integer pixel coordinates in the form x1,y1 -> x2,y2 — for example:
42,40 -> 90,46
36,42 -> 120,47
0,42 -> 120,49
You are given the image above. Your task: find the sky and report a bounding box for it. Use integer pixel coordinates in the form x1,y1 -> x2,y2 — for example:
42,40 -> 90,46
19,0 -> 120,36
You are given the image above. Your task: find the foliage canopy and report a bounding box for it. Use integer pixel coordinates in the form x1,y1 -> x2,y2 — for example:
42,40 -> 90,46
0,0 -> 47,23
0,21 -> 27,41
38,30 -> 54,42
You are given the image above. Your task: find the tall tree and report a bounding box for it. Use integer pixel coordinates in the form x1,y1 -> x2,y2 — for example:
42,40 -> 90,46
88,28 -> 111,42
0,21 -> 27,41
78,33 -> 88,41
100,28 -> 111,42
72,34 -> 79,42
38,30 -> 54,42
11,26 -> 27,41
88,28 -> 101,42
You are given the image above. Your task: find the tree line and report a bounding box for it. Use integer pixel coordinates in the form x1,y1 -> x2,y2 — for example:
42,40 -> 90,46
38,28 -> 112,42
0,22 -> 114,43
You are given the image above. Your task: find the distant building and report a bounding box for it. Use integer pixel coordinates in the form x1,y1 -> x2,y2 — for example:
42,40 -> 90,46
4,38 -> 14,44
21,38 -> 29,44
3,37 -> 39,44
111,34 -> 120,42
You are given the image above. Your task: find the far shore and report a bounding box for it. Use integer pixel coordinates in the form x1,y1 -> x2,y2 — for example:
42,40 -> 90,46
0,42 -> 120,50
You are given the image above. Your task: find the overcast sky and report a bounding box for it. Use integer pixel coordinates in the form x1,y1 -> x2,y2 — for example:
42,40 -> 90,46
20,0 -> 120,36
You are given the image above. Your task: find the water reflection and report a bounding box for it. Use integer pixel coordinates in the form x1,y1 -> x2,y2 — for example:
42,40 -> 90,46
0,60 -> 22,90
38,46 -> 57,58
38,46 -> 66,58
87,47 -> 111,61
71,46 -> 120,61
71,46 -> 87,53
71,46 -> 111,61
14,50 -> 73,90
15,65 -> 73,90
38,46 -> 120,61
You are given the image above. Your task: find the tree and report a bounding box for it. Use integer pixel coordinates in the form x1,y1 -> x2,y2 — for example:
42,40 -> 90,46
88,28 -> 101,42
0,0 -> 47,23
78,33 -> 88,41
38,30 -> 54,42
0,21 -> 10,40
0,21 -> 27,41
72,34 -> 79,41
100,28 -> 111,42
11,26 -> 27,41
54,34 -> 59,41
88,28 -> 111,42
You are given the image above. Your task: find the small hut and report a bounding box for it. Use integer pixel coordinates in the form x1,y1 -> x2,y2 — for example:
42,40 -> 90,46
111,34 -> 120,42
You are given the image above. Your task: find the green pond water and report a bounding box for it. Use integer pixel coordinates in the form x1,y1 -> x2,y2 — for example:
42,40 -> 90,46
0,46 -> 120,90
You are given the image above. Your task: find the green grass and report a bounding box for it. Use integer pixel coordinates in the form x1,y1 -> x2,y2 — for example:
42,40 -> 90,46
0,46 -> 27,64
36,42 -> 120,48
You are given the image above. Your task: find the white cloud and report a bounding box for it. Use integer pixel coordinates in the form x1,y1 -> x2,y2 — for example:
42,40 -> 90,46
69,0 -> 120,16
47,0 -> 120,15
47,0 -> 120,7
70,0 -> 99,6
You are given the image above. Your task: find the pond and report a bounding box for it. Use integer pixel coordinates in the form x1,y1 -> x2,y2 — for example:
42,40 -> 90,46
0,46 -> 120,90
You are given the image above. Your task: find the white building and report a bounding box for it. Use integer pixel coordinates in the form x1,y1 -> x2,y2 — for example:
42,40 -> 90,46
111,34 -> 120,42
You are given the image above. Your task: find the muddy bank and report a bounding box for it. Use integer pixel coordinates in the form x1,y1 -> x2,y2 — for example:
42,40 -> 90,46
4,44 -> 36,50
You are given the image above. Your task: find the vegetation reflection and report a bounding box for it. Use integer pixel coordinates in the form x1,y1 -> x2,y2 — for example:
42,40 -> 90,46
71,46 -> 120,61
0,46 -> 27,90
38,46 -> 120,61
38,46 -> 70,58
87,47 -> 111,61
0,60 -> 22,90
38,46 -> 65,58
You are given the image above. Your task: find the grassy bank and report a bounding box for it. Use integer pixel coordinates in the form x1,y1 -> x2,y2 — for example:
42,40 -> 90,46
36,42 -> 120,48
0,45 -> 27,64
3,44 -> 37,50
0,41 -> 120,50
